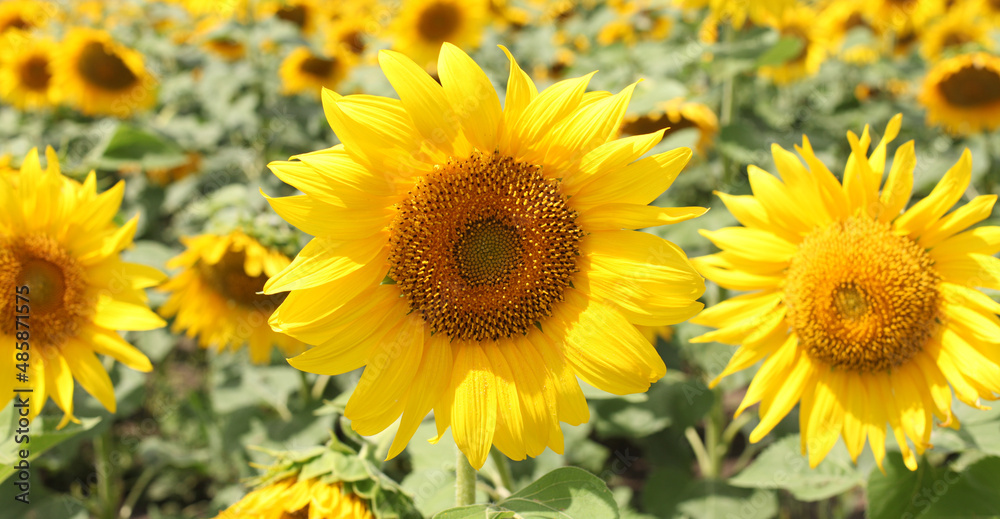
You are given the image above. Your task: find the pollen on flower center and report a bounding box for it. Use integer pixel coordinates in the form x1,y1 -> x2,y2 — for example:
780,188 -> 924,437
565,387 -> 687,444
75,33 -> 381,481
78,41 -> 137,90
388,152 -> 582,341
198,248 -> 286,309
0,234 -> 91,345
783,217 -> 940,372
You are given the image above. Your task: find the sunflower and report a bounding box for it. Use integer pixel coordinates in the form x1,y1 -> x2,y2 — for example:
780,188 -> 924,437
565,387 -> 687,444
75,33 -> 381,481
819,0 -> 883,65
0,148 -> 166,427
215,478 -> 372,519
264,44 -> 706,469
159,231 -> 303,364
54,28 -> 155,118
758,5 -> 829,84
389,0 -> 488,68
919,52 -> 1000,135
693,114 -> 1000,471
279,46 -> 353,97
619,98 -> 719,156
0,36 -> 58,110
865,0 -> 944,33
919,5 -> 993,61
257,0 -> 320,34
0,0 -> 52,35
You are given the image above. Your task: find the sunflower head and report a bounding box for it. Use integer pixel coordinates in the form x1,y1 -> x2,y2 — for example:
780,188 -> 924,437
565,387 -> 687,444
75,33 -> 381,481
919,5 -> 994,61
620,98 -> 719,156
390,0 -> 488,68
694,114 -> 1000,471
0,35 -> 58,110
55,28 -> 156,117
919,52 -> 1000,135
758,5 -> 829,84
0,148 -> 166,427
264,43 -> 706,468
159,230 -> 303,364
279,46 -> 354,97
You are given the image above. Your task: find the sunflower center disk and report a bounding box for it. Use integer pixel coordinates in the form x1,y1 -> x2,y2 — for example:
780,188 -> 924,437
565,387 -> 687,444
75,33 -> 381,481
939,65 -> 1000,107
300,56 -> 336,78
20,56 -> 51,91
0,234 -> 90,345
388,152 -> 582,342
197,248 -> 285,310
783,217 -> 940,372
78,41 -> 138,90
417,2 -> 462,41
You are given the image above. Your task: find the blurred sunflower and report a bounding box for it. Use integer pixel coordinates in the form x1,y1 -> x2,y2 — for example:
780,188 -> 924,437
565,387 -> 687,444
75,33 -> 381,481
389,0 -> 488,68
919,6 -> 993,61
919,52 -> 1000,135
159,231 -> 303,364
264,44 -> 706,468
0,148 -> 166,427
694,114 -> 1000,471
759,5 -> 828,84
258,0 -> 319,34
215,478 -> 372,519
866,0 -> 943,33
145,151 -> 202,186
323,17 -> 372,58
619,98 -> 719,156
597,19 -> 638,47
279,46 -> 353,97
820,0 -> 883,64
0,36 -> 58,110
55,28 -> 155,117
0,0 -> 50,35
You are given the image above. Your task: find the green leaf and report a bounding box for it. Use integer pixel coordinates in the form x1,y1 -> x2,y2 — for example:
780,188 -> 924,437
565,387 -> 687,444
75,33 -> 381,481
869,453 -> 1000,519
433,467 -> 619,519
755,36 -> 805,67
729,435 -> 865,501
97,124 -> 188,170
0,404 -> 101,484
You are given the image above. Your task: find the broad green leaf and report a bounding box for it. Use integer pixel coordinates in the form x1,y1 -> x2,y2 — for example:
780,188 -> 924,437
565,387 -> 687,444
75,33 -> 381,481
729,435 -> 865,501
867,452 -> 951,519
97,124 -> 188,170
869,454 -> 1000,519
0,404 -> 101,484
433,467 -> 619,519
922,456 -> 1000,517
755,36 -> 805,67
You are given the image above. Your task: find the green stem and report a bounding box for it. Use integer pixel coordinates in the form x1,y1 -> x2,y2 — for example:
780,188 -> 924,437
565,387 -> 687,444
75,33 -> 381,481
490,449 -> 515,498
95,430 -> 118,519
703,388 -> 726,479
684,426 -> 713,478
455,447 -> 477,507
118,466 -> 156,519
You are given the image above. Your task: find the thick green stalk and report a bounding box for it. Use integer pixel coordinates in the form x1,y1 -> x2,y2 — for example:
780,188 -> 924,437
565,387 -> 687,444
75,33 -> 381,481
455,447 -> 477,506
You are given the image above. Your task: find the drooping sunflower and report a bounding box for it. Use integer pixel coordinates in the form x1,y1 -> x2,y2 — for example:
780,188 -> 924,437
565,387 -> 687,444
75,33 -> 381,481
619,98 -> 719,156
758,5 -> 829,84
389,0 -> 488,68
693,114 -> 1000,471
919,52 -> 1000,135
264,44 -> 706,468
279,46 -> 353,97
54,28 -> 155,118
216,478 -> 372,519
159,231 -> 304,364
919,6 -> 994,61
0,36 -> 58,110
0,148 -> 166,427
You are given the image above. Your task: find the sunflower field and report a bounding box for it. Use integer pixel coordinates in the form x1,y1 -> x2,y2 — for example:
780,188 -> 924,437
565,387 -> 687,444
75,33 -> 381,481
3,0 -> 1000,517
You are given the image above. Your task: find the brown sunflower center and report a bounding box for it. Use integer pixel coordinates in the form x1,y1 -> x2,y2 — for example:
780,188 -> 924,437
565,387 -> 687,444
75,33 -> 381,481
941,32 -> 970,49
0,234 -> 91,346
1,16 -> 30,33
197,248 -> 286,310
300,56 -> 335,78
388,152 -> 582,341
19,55 -> 50,91
276,4 -> 307,28
78,41 -> 138,91
938,64 -> 1000,107
417,2 -> 462,42
620,113 -> 697,138
783,217 -> 940,372
341,30 -> 365,54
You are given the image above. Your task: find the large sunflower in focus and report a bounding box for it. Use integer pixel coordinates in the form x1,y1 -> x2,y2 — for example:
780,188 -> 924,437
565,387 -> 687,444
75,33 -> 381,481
159,231 -> 303,364
389,0 -> 487,68
693,114 -> 1000,471
55,28 -> 155,117
0,36 -> 58,110
919,52 -> 1000,135
264,44 -> 706,468
0,149 -> 166,426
